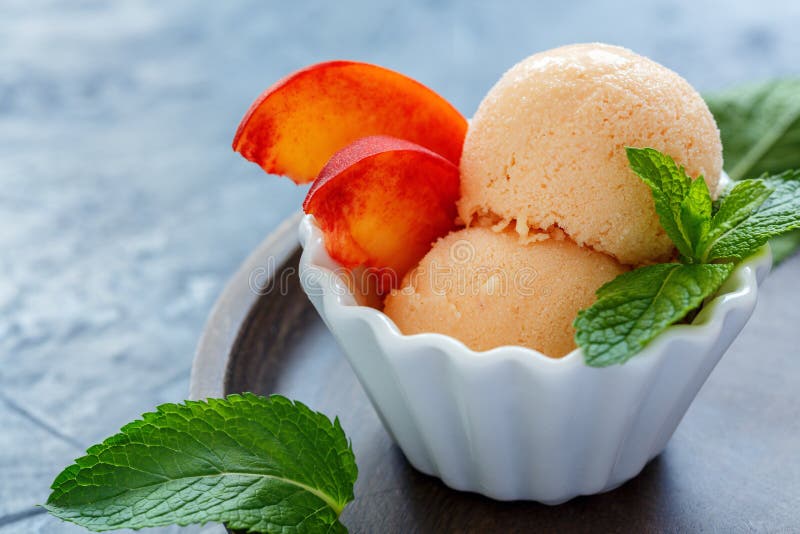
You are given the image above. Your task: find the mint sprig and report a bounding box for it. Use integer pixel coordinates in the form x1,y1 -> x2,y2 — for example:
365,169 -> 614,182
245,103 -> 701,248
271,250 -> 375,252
576,148 -> 800,367
45,394 -> 357,533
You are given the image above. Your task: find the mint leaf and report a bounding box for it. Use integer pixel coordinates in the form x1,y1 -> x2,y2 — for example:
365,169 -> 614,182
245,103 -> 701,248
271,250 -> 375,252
45,394 -> 357,533
705,170 -> 800,261
626,147 -> 695,259
680,176 -> 712,257
575,263 -> 734,367
626,147 -> 717,262
699,179 -> 774,261
704,79 -> 800,182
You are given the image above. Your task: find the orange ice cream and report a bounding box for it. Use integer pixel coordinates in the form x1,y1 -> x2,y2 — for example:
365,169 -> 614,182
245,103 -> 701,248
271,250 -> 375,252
458,43 -> 722,266
384,227 -> 627,357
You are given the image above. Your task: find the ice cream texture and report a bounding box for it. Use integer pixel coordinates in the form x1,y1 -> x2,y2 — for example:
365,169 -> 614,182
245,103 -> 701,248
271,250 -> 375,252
458,43 -> 722,266
385,43 -> 723,357
384,227 -> 627,357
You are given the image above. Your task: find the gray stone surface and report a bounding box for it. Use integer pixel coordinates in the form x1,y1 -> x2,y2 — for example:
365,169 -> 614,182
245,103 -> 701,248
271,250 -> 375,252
1,0 -> 798,532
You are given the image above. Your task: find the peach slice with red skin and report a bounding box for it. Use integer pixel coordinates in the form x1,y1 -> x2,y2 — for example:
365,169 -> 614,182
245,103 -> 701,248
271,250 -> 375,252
233,61 -> 467,184
303,135 -> 460,291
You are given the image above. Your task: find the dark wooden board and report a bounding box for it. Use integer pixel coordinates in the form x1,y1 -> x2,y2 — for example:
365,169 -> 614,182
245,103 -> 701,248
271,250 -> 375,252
192,216 -> 800,533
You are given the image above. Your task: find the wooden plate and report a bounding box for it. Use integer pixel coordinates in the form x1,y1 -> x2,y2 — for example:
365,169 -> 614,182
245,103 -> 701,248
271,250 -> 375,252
191,212 -> 800,532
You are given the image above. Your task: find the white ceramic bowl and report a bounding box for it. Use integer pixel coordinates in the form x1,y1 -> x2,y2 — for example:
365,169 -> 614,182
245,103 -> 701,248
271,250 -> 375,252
298,214 -> 771,504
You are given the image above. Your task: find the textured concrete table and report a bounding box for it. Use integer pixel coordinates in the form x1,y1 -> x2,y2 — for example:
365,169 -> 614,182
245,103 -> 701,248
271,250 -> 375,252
1,1 -> 798,532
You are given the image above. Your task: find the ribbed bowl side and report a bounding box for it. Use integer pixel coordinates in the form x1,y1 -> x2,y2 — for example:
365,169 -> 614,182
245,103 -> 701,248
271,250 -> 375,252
298,215 -> 770,503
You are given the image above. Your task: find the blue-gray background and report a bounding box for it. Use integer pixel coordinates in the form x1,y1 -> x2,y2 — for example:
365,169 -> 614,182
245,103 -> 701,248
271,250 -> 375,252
2,1 -> 798,532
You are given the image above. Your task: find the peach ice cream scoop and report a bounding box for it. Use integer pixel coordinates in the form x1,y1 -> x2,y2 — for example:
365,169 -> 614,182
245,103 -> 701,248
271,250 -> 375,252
458,43 -> 722,265
384,227 -> 627,357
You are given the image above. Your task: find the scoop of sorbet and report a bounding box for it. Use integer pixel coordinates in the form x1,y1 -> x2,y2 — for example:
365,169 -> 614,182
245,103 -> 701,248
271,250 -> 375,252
384,227 -> 627,357
458,43 -> 722,266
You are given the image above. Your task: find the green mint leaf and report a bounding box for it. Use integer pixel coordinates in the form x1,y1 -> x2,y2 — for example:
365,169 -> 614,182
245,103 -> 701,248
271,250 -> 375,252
680,176 -> 712,257
625,147 -> 710,261
699,179 -> 774,261
45,394 -> 357,533
704,79 -> 800,182
705,170 -> 800,261
575,262 -> 734,367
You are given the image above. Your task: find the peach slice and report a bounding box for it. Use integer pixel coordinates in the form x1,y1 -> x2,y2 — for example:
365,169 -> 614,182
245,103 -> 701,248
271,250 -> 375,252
233,61 -> 467,184
303,135 -> 460,290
